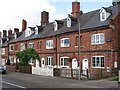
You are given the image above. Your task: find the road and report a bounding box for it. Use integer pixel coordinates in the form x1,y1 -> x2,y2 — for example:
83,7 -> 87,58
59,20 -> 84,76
1,72 -> 119,89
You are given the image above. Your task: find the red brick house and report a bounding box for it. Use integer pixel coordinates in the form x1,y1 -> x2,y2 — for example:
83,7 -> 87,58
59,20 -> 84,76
1,1 -> 120,73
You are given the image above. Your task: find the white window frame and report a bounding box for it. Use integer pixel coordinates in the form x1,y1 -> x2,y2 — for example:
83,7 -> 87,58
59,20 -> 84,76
46,40 -> 54,49
10,57 -> 13,63
10,45 -> 13,51
21,43 -> 25,51
2,48 -> 5,55
28,58 -> 34,65
2,59 -> 5,66
91,56 -> 105,68
29,43 -> 34,49
60,57 -> 69,68
67,17 -> 71,28
61,38 -> 70,47
46,56 -> 54,66
91,33 -> 105,45
54,21 -> 58,31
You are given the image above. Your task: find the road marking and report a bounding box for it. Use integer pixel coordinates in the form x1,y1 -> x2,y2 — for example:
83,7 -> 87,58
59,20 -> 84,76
1,81 -> 26,88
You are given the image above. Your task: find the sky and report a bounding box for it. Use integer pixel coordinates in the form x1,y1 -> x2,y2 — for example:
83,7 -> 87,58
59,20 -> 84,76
0,0 -> 113,32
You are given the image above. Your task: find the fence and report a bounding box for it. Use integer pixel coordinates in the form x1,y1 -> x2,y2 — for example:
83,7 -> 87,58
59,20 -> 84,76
6,65 -> 16,72
54,68 -> 118,80
19,66 -> 32,74
32,66 -> 53,77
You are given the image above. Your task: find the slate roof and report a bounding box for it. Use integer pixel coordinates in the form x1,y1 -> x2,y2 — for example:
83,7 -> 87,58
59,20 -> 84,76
6,5 -> 120,44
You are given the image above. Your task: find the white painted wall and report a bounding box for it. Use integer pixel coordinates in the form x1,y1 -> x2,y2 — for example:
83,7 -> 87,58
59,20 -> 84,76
32,66 -> 53,77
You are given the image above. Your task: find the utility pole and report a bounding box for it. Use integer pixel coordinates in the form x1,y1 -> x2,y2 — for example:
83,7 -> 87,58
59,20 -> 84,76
78,15 -> 81,80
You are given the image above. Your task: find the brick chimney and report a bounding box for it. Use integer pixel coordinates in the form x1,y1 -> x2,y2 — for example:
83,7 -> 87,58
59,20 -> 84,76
41,11 -> 49,27
0,31 -> 1,38
22,19 -> 27,31
8,29 -> 12,37
3,30 -> 7,38
71,0 -> 80,17
14,28 -> 19,33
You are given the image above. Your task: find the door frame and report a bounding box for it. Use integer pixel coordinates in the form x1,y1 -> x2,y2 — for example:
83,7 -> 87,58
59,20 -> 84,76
82,58 -> 89,70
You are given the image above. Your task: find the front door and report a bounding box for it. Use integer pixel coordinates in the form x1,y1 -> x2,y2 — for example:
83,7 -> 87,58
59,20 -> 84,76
41,58 -> 45,68
72,58 -> 78,69
82,59 -> 88,70
36,59 -> 39,67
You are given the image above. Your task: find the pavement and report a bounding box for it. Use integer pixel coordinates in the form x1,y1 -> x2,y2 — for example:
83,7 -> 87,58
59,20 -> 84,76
1,72 -> 119,89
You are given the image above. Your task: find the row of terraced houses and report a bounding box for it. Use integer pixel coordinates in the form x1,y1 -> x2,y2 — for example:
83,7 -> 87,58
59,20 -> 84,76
0,1 -> 120,73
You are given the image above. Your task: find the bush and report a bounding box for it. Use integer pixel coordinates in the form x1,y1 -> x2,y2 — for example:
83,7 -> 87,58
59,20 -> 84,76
6,59 -> 10,65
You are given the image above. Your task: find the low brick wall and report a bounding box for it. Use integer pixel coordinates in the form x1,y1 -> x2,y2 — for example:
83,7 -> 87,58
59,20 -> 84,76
6,65 -> 16,72
19,66 -> 32,74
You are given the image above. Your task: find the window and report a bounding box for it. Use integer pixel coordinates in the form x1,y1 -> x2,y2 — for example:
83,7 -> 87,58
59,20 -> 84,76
37,42 -> 39,49
29,43 -> 34,49
91,33 -> 105,45
10,45 -> 13,51
67,17 -> 71,28
61,38 -> 70,47
2,48 -> 5,55
2,59 -> 5,65
46,56 -> 53,66
21,43 -> 25,51
28,58 -> 34,64
46,40 -> 53,49
60,57 -> 69,67
10,57 -> 13,63
102,12 -> 105,20
15,45 -> 18,51
75,36 -> 82,46
91,56 -> 105,68
40,41 -> 42,50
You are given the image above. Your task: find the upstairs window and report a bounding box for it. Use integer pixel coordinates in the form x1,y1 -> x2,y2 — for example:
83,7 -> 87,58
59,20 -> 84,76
67,17 -> 71,28
54,21 -> 58,31
37,42 -> 39,49
40,41 -> 42,50
61,38 -> 70,47
91,33 -> 105,45
21,43 -> 25,51
29,43 -> 34,49
2,48 -> 5,55
15,45 -> 18,51
102,12 -> 105,20
46,40 -> 53,49
10,45 -> 13,51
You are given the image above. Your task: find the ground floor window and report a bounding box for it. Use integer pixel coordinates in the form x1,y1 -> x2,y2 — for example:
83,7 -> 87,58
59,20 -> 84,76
60,57 -> 69,67
10,57 -> 13,63
2,59 -> 5,65
28,58 -> 34,65
46,56 -> 53,66
91,56 -> 105,68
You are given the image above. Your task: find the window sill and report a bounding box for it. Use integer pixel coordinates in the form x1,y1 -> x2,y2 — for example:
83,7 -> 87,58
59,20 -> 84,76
75,46 -> 84,48
91,43 -> 105,45
92,67 -> 105,69
37,49 -> 42,51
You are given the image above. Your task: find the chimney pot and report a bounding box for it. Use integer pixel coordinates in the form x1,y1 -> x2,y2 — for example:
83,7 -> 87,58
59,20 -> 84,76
41,11 -> 49,27
0,31 -> 1,38
14,28 -> 19,33
8,29 -> 12,37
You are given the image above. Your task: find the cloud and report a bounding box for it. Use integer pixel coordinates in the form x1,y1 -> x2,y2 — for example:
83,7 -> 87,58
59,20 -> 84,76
0,0 -> 66,32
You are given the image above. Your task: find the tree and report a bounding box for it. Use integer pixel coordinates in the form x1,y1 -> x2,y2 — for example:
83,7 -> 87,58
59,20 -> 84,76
16,48 -> 40,66
112,0 -> 120,6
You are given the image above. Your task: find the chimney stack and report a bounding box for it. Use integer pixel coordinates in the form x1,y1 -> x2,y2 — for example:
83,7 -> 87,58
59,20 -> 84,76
3,30 -> 7,38
0,31 -> 1,38
71,0 -> 80,17
41,11 -> 49,27
22,19 -> 27,31
14,28 -> 19,33
8,29 -> 12,37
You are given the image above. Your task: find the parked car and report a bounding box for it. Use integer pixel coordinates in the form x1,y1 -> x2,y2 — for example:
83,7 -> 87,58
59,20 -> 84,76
0,65 -> 6,74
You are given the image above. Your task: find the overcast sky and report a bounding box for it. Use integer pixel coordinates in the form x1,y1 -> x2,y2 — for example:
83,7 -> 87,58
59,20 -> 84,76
0,0 -> 113,32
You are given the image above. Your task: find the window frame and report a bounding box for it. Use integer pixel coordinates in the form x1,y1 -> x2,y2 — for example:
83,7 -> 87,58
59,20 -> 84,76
29,43 -> 34,49
46,56 -> 54,66
2,59 -> 5,66
91,33 -> 105,45
61,38 -> 70,47
21,43 -> 25,51
91,56 -> 105,68
2,48 -> 5,55
10,45 -> 14,51
46,40 -> 54,49
28,58 -> 34,65
60,57 -> 69,68
10,57 -> 13,63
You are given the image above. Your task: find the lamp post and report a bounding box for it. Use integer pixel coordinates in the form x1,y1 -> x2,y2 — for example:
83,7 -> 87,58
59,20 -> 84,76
78,15 -> 81,80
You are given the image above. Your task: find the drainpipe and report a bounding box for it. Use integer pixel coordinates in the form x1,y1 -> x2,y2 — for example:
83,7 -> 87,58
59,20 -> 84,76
55,35 -> 57,67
